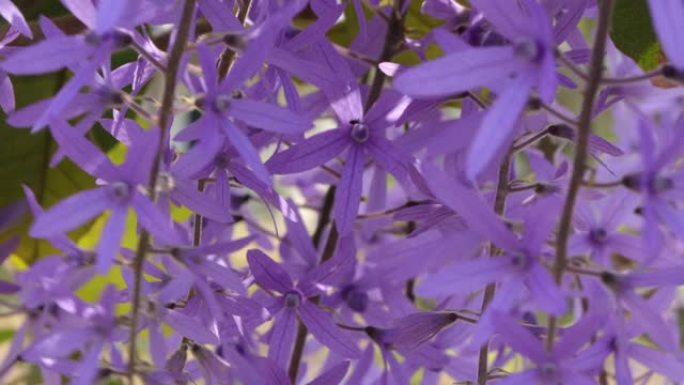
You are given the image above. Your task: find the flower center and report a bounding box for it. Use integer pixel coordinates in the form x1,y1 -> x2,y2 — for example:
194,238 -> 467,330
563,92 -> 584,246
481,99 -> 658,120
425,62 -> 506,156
589,228 -> 608,245
341,285 -> 369,313
111,182 -> 131,200
622,172 -> 674,194
95,86 -> 124,106
513,38 -> 543,63
547,124 -> 574,140
155,172 -> 176,194
510,250 -> 532,271
212,95 -> 231,113
284,291 -> 301,308
223,32 -> 247,52
539,362 -> 560,382
85,29 -> 132,48
663,64 -> 684,83
534,183 -> 559,195
349,119 -> 370,143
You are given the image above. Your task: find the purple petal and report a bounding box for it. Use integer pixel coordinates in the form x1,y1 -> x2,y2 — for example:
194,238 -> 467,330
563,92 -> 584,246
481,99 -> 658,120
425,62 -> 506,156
628,267 -> 684,287
197,0 -> 242,32
172,180 -> 231,223
334,145 -> 365,235
1,36 -> 90,75
246,249 -> 293,293
0,72 -> 14,113
164,308 -> 220,345
222,120 -> 270,184
491,312 -> 546,362
367,137 -> 410,183
299,301 -> 361,358
229,99 -> 311,135
267,129 -> 349,174
648,0 -> 684,67
30,188 -> 111,238
267,308 -> 297,368
131,192 -> 182,245
0,0 -> 32,38
61,0 -> 97,29
172,119 -> 224,177
470,0 -> 537,39
393,47 -> 524,98
95,0 -> 127,33
420,163 -> 518,249
525,263 -> 567,316
95,207 -> 127,273
630,345 -> 684,381
33,49 -> 106,131
589,133 -> 624,157
49,120 -> 118,178
306,361 -> 350,385
417,257 -> 513,297
465,70 -> 534,180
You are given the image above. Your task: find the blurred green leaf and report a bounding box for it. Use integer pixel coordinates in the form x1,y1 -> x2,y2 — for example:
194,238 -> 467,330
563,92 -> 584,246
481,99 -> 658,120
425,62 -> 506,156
611,0 -> 663,70
405,0 -> 444,38
0,74 -> 95,263
0,328 -> 14,343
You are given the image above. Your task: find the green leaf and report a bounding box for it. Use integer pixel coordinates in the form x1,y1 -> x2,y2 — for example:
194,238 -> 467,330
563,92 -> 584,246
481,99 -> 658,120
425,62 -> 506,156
0,74 -> 95,263
611,0 -> 663,70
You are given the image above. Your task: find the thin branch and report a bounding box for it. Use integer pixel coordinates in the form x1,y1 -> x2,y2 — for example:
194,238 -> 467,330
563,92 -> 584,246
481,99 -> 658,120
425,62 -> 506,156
601,67 -> 663,85
287,1 -> 407,382
127,0 -> 197,380
476,149 -> 513,385
217,0 -> 252,79
546,0 -> 616,352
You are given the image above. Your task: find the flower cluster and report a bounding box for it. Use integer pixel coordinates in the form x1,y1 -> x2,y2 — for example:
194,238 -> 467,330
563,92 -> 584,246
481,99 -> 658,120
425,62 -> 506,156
1,0 -> 684,384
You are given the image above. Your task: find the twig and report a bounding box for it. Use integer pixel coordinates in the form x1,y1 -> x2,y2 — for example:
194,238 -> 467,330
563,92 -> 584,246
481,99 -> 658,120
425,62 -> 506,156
287,1 -> 407,382
546,0 -> 615,352
601,68 -> 663,85
217,0 -> 252,79
476,149 -> 513,385
127,0 -> 197,381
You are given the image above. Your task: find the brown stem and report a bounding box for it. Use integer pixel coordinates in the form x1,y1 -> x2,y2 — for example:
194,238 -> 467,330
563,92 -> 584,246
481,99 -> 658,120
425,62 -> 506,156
546,0 -> 615,351
127,0 -> 197,380
476,151 -> 513,385
287,191 -> 339,383
217,0 -> 252,79
287,2 -> 407,382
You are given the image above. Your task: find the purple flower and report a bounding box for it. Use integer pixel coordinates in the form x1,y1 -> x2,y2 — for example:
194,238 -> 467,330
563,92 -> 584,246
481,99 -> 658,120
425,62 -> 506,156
29,121 -> 182,272
395,0 -> 559,179
247,249 -> 361,365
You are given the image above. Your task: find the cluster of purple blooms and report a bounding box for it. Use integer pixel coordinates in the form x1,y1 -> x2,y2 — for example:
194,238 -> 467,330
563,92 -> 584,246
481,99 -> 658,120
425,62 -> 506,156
2,0 -> 684,384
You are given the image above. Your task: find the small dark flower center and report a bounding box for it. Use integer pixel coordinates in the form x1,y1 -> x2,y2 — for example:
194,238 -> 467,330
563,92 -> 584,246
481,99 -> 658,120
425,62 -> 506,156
600,271 -> 623,291
662,64 -> 684,82
534,183 -> 559,195
589,228 -> 608,244
85,30 -> 132,48
547,124 -> 575,140
349,119 -> 370,143
466,23 -> 507,47
284,291 -> 301,308
95,87 -> 124,106
223,32 -> 247,52
215,153 -> 231,169
111,182 -> 131,200
513,39 -> 543,63
510,251 -> 531,271
341,285 -> 369,313
539,362 -> 560,382
622,172 -> 674,194
212,95 -> 231,113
